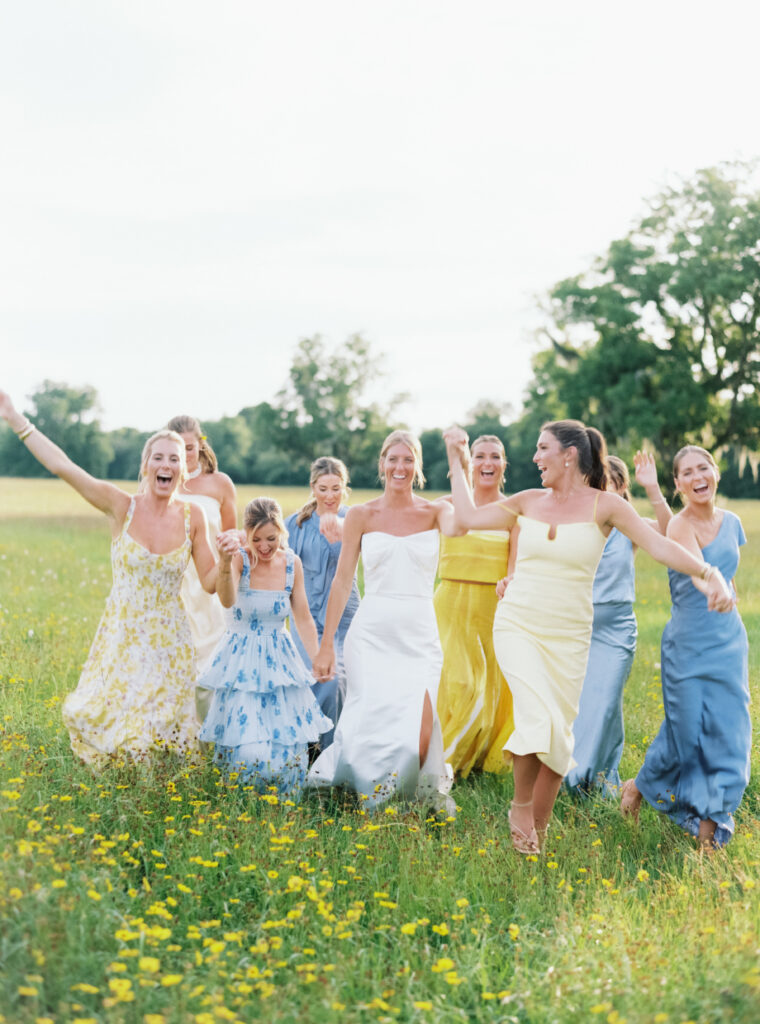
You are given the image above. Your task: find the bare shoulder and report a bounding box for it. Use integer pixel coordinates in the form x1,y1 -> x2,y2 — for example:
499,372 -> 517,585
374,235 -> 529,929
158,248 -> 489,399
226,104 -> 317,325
212,470 -> 236,492
666,510 -> 694,541
504,488 -> 542,514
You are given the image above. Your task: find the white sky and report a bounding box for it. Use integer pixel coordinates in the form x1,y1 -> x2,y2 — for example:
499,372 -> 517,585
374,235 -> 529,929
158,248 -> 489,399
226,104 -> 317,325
3,0 -> 759,433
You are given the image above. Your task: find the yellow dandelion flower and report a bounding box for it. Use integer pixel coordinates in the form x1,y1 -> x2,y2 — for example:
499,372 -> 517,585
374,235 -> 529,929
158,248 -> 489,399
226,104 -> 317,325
52,879 -> 67,889
431,957 -> 455,973
401,922 -> 417,935
636,869 -> 649,882
160,974 -> 183,987
432,923 -> 449,936
18,987 -> 38,997
138,957 -> 160,973
413,1001 -> 433,1010
508,923 -> 520,940
455,897 -> 469,908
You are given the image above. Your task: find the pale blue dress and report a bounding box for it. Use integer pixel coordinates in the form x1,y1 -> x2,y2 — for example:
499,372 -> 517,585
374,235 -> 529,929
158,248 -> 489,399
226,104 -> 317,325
285,508 -> 360,745
635,511 -> 750,846
198,548 -> 332,794
565,529 -> 637,795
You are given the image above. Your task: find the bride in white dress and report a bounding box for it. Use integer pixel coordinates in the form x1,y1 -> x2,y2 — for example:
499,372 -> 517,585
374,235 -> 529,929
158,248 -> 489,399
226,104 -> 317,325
167,416 -> 237,678
307,430 -> 459,810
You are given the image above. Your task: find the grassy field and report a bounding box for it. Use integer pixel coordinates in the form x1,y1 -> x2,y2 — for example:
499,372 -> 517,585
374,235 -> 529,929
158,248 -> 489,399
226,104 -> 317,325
0,479 -> 758,1024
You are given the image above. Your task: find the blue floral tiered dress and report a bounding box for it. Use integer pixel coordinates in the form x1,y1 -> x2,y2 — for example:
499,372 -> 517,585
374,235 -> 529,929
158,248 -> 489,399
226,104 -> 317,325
198,548 -> 332,794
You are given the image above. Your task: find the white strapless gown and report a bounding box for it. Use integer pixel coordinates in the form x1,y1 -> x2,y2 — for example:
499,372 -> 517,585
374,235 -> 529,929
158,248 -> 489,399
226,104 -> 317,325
307,530 -> 454,811
180,492 -> 227,674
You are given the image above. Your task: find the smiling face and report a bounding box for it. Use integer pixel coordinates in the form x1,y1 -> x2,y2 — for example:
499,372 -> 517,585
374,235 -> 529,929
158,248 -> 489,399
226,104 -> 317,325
533,430 -> 569,489
313,473 -> 344,516
674,449 -> 719,507
145,437 -> 185,497
381,442 -> 417,491
471,440 -> 506,491
248,521 -> 282,562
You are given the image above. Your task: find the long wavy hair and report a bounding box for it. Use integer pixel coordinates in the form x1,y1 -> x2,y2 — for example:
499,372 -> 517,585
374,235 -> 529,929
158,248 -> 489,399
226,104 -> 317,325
294,456 -> 350,527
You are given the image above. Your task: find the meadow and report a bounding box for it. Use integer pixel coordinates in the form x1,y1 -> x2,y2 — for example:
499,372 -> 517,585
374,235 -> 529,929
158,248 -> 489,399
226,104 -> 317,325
0,478 -> 758,1024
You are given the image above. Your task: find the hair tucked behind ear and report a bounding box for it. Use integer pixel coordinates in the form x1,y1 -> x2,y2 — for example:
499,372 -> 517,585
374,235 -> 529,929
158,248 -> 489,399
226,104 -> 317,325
295,456 -> 350,527
542,419 -> 609,491
167,414 -> 218,473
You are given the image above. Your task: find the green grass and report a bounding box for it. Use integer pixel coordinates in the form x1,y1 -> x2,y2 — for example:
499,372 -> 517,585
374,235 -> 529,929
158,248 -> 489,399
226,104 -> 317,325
0,480 -> 758,1023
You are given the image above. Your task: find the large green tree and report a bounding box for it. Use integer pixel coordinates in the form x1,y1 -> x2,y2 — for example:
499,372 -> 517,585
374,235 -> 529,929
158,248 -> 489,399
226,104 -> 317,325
526,162 -> 760,480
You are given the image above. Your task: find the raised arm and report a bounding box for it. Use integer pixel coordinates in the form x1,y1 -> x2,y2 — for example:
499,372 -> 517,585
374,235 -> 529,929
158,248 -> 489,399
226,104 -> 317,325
633,450 -> 672,535
212,533 -> 243,608
0,390 -> 129,526
289,557 -> 319,664
443,427 -> 517,531
312,507 -> 364,679
190,504 -> 223,593
600,492 -> 733,611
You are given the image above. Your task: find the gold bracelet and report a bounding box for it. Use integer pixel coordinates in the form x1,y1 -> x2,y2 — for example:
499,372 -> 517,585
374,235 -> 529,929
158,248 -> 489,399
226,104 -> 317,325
13,419 -> 31,436
18,424 -> 36,442
700,563 -> 716,581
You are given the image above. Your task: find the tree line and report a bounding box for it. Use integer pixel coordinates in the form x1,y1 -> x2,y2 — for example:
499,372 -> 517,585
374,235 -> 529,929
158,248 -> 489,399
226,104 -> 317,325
3,162 -> 759,498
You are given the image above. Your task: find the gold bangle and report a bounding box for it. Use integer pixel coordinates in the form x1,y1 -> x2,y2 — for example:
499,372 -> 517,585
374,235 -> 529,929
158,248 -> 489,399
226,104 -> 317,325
700,563 -> 715,581
17,424 -> 36,442
13,419 -> 31,436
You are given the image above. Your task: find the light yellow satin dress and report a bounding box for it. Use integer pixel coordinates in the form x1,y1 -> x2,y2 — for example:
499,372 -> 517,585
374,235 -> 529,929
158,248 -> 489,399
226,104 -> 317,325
435,531 -> 514,776
494,515 -> 606,776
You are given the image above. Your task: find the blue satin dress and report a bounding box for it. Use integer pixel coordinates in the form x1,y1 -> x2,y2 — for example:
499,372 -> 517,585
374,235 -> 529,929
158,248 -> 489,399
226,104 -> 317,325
285,508 -> 360,746
565,529 -> 637,795
635,511 -> 750,846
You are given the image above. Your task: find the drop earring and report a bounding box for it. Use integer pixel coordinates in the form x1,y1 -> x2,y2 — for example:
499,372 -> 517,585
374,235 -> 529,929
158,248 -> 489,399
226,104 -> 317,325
564,461 -> 569,467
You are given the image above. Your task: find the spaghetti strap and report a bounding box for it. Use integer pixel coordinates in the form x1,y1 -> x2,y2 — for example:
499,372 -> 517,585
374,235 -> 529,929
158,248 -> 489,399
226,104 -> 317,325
284,548 -> 295,594
121,497 -> 136,535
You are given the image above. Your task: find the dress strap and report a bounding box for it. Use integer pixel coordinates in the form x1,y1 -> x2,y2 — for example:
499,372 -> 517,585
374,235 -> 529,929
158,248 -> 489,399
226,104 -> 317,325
183,500 -> 192,538
239,548 -> 250,576
592,489 -> 601,523
284,547 -> 295,594
121,497 -> 136,535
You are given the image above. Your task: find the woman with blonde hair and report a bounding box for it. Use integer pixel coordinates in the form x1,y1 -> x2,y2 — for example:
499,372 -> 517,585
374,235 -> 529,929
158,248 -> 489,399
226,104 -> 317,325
0,390 -> 220,765
308,430 -> 459,810
198,497 -> 331,794
435,435 -> 514,776
285,456 -> 360,746
167,415 -> 237,677
621,446 -> 750,849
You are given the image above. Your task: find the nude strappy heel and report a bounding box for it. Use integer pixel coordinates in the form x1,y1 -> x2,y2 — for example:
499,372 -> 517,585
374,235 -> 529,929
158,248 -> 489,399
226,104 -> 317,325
509,800 -> 540,855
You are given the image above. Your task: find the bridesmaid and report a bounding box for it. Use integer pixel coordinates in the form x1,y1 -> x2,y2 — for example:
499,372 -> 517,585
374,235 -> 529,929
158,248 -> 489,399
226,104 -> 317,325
308,430 -> 459,810
285,457 -> 360,747
0,390 -> 219,765
443,422 -> 734,854
435,435 -> 514,776
621,446 -> 751,850
564,453 -> 671,795
167,415 -> 237,678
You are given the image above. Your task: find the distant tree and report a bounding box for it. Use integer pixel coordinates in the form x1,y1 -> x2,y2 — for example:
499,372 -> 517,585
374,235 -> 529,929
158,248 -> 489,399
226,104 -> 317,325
269,335 -> 405,485
0,380 -> 113,477
106,427 -> 151,481
524,162 -> 760,484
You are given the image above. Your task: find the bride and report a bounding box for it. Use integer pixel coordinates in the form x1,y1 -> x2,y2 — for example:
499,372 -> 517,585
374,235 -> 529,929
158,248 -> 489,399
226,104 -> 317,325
307,430 -> 459,809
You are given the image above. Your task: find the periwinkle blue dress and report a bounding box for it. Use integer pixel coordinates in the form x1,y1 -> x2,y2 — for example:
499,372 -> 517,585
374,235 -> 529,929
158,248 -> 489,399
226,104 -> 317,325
565,529 -> 637,795
635,511 -> 750,846
198,548 -> 332,794
285,508 -> 360,745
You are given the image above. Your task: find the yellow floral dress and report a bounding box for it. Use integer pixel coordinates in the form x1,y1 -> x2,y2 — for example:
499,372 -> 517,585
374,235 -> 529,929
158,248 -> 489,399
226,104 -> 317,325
62,498 -> 200,765
435,531 -> 514,776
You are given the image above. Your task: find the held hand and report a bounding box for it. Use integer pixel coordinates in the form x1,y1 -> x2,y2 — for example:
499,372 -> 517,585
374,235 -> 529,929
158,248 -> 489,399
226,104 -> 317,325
705,569 -> 735,613
443,425 -> 469,468
633,450 -> 659,490
495,574 -> 513,599
312,642 -> 336,683
216,530 -> 241,558
319,512 -> 343,544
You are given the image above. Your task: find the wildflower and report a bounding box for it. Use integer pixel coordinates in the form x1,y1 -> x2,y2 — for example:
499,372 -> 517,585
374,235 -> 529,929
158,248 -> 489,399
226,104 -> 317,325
431,958 -> 455,973
18,987 -> 39,997
52,879 -> 66,889
138,957 -> 161,973
636,869 -> 649,882
455,897 -> 469,908
401,922 -> 417,935
432,923 -> 449,936
508,923 -> 520,940
413,1001 -> 433,1010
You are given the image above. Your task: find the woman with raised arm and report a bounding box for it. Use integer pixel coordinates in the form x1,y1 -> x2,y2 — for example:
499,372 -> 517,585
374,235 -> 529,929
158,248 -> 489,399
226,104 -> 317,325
435,435 -> 514,777
564,453 -> 672,796
1,391 -> 219,765
167,415 -> 237,677
285,457 -> 360,747
620,446 -> 750,850
199,498 -> 332,795
444,421 -> 733,854
307,430 -> 459,810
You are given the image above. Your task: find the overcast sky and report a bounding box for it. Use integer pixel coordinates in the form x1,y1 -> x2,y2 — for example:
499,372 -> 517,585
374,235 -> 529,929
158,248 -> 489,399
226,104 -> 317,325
3,0 -> 760,434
